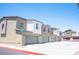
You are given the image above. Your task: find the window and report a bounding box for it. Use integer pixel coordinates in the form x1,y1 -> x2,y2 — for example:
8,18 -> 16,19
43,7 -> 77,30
16,22 -> 24,34
48,28 -> 50,32
36,23 -> 39,29
27,24 -> 33,31
1,34 -> 6,37
43,27 -> 46,32
2,24 -> 4,30
17,22 -> 24,29
20,23 -> 24,28
67,32 -> 70,34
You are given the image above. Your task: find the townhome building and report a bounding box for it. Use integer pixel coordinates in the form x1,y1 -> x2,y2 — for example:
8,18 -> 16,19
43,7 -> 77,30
48,28 -> 61,42
0,16 -> 61,46
63,29 -> 79,40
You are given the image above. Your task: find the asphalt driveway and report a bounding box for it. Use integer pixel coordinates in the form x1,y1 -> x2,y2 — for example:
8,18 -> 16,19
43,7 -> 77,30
0,47 -> 28,55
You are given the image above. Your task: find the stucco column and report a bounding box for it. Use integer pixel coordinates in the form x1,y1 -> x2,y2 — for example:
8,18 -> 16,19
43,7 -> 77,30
22,35 -> 26,46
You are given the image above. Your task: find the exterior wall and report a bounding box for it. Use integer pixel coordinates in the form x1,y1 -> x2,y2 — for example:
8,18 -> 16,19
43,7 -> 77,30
48,35 -> 61,42
48,28 -> 61,42
63,31 -> 72,37
0,20 -> 7,40
42,24 -> 50,34
0,20 -> 22,44
63,31 -> 76,37
76,32 -> 79,36
72,33 -> 76,36
0,20 -> 7,34
53,30 -> 60,36
0,21 -> 5,39
26,20 -> 42,34
63,30 -> 77,40
38,25 -> 50,43
48,28 -> 60,36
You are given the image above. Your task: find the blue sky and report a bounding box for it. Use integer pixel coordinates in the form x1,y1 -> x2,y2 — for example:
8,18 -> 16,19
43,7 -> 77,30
0,3 -> 79,31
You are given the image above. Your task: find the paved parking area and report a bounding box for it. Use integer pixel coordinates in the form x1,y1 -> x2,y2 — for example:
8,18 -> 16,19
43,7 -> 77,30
0,47 -> 28,55
0,41 -> 79,55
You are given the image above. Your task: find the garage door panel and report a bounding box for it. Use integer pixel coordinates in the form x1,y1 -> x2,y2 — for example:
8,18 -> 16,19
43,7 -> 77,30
42,37 -> 48,43
25,36 -> 38,45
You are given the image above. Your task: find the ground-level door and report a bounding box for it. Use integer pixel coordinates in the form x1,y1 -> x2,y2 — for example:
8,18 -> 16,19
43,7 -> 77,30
41,36 -> 49,43
23,35 -> 38,45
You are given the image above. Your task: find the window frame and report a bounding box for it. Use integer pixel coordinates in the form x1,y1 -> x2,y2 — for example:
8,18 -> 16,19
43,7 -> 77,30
16,22 -> 24,29
36,23 -> 39,30
2,24 -> 4,30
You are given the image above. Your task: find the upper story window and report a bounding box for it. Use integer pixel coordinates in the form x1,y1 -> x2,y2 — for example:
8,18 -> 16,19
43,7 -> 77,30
36,23 -> 39,29
17,22 -> 24,29
48,28 -> 50,32
20,23 -> 24,28
66,32 -> 70,34
43,27 -> 46,32
2,24 -> 4,30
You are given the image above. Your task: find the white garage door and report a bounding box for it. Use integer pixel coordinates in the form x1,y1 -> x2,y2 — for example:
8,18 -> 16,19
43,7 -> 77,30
24,36 -> 38,45
42,37 -> 49,43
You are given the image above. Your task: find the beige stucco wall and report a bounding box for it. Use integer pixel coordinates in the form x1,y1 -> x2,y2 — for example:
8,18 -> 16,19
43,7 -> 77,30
0,20 -> 22,44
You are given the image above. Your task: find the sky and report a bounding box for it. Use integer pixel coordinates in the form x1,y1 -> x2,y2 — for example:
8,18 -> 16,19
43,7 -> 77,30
0,3 -> 79,31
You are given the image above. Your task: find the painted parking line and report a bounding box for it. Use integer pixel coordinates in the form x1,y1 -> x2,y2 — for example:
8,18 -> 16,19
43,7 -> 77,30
0,46 -> 46,55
